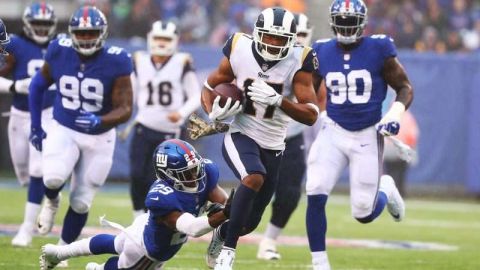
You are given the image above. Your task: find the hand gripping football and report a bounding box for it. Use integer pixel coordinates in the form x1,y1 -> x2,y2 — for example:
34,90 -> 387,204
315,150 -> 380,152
212,83 -> 244,107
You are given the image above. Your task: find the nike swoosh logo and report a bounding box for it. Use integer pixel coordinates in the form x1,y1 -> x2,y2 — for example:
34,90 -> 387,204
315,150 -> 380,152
151,197 -> 159,201
275,151 -> 282,157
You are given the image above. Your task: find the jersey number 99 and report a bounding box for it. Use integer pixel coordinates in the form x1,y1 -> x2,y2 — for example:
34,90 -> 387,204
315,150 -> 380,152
59,75 -> 104,112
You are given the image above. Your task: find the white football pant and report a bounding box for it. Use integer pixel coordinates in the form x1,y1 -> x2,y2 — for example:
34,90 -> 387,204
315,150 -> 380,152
42,120 -> 116,214
306,116 -> 383,218
8,107 -> 53,185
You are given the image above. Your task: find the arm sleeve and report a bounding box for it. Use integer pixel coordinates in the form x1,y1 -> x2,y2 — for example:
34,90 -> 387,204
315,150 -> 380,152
299,47 -> 318,73
381,36 -> 398,59
176,212 -> 213,237
29,72 -> 50,128
222,34 -> 236,59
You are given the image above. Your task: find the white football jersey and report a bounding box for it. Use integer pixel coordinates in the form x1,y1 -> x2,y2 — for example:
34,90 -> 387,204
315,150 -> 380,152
227,33 -> 314,150
133,51 -> 198,133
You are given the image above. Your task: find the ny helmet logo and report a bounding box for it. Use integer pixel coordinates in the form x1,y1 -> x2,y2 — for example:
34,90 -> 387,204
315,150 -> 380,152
156,153 -> 168,168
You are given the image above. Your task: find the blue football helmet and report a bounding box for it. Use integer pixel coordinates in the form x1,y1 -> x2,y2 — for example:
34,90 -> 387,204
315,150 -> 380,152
68,6 -> 108,56
0,19 -> 9,56
23,2 -> 57,44
153,139 -> 206,193
329,0 -> 368,44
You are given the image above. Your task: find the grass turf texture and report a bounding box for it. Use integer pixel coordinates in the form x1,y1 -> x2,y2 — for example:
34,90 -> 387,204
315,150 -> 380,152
0,184 -> 479,270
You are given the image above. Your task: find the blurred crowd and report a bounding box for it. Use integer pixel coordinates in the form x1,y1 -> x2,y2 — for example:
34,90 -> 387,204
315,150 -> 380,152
88,0 -> 305,46
365,0 -> 480,52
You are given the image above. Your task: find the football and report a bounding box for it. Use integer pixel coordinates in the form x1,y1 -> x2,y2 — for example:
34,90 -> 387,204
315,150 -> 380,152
212,83 -> 244,107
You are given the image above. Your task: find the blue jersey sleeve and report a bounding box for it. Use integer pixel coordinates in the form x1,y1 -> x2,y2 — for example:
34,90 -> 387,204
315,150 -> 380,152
203,159 -> 219,193
377,35 -> 397,59
145,181 -> 183,217
108,47 -> 133,77
5,34 -> 19,57
44,38 -> 63,67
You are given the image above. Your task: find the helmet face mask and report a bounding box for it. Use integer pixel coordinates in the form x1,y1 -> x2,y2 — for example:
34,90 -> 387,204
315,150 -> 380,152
253,8 -> 297,61
0,19 -> 9,56
69,6 -> 108,56
148,21 -> 178,56
330,0 -> 368,44
153,139 -> 206,193
23,2 -> 57,45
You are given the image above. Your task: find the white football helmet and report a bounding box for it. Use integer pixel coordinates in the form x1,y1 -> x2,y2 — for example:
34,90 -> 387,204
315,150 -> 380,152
253,7 -> 297,61
294,13 -> 313,46
148,21 -> 178,56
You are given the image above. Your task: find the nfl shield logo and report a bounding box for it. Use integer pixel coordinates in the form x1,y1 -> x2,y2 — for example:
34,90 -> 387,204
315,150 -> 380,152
261,63 -> 269,72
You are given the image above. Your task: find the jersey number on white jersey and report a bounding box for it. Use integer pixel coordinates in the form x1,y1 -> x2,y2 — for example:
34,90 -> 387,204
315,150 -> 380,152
243,79 -> 283,119
326,69 -> 372,104
59,75 -> 104,112
147,81 -> 173,106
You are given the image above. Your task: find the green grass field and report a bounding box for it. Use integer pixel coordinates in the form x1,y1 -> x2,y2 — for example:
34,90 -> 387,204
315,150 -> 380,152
0,182 -> 479,270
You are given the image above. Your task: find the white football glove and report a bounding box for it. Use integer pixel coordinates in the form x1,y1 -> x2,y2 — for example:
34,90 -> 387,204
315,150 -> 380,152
208,96 -> 243,122
14,78 -> 32,94
376,101 -> 405,136
247,80 -> 283,107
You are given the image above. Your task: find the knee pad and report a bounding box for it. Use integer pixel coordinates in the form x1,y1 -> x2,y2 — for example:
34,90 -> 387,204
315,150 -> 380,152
44,178 -> 64,189
70,198 -> 90,214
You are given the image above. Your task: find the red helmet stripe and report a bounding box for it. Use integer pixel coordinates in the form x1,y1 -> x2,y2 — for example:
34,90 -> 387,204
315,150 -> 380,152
169,139 -> 195,160
82,6 -> 89,24
346,0 -> 350,10
41,1 -> 46,15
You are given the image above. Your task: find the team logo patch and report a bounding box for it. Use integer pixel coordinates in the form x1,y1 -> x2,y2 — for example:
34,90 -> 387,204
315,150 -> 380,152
156,153 -> 168,167
313,56 -> 319,70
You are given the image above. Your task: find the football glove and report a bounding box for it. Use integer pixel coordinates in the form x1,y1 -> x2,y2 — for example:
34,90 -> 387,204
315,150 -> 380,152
29,126 -> 46,152
376,102 -> 405,136
11,78 -> 32,94
247,80 -> 282,107
74,112 -> 102,132
188,113 -> 230,140
208,96 -> 242,122
222,188 -> 235,219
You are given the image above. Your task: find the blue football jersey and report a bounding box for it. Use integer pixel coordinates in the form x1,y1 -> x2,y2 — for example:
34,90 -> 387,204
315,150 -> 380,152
4,34 -> 55,111
44,37 -> 133,134
313,35 -> 397,131
143,160 -> 219,262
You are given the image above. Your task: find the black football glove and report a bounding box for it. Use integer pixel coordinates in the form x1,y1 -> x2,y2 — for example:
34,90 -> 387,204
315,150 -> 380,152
222,188 -> 235,218
206,202 -> 225,218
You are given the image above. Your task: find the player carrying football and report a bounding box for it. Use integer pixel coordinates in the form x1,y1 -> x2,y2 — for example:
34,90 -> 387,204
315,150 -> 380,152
201,7 -> 319,270
305,1 -> 414,269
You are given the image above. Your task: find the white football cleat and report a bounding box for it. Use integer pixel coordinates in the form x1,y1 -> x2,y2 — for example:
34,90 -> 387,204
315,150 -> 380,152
312,256 -> 331,270
86,262 -> 104,270
11,223 -> 34,247
257,238 -> 281,260
206,227 -> 224,268
380,175 -> 405,222
37,195 -> 61,235
40,244 -> 61,270
214,247 -> 235,270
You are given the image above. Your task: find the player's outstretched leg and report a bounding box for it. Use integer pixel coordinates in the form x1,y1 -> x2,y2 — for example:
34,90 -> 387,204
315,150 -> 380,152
380,175 -> 405,221
306,194 -> 331,270
12,176 -> 45,246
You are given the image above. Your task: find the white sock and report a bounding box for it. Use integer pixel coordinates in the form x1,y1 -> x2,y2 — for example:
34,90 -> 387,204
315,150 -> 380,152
264,222 -> 282,241
311,251 -> 330,266
56,237 -> 93,261
22,202 -> 41,229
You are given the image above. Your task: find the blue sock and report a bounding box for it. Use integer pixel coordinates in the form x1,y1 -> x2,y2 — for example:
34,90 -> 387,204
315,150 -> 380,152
356,191 -> 388,224
28,176 -> 45,204
306,194 -> 328,252
61,207 -> 88,243
104,256 -> 119,270
44,183 -> 64,200
219,222 -> 228,239
224,184 -> 256,249
90,234 -> 117,255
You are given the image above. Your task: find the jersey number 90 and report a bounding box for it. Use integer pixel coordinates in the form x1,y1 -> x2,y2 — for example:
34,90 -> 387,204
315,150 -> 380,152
59,75 -> 104,112
326,69 -> 372,104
